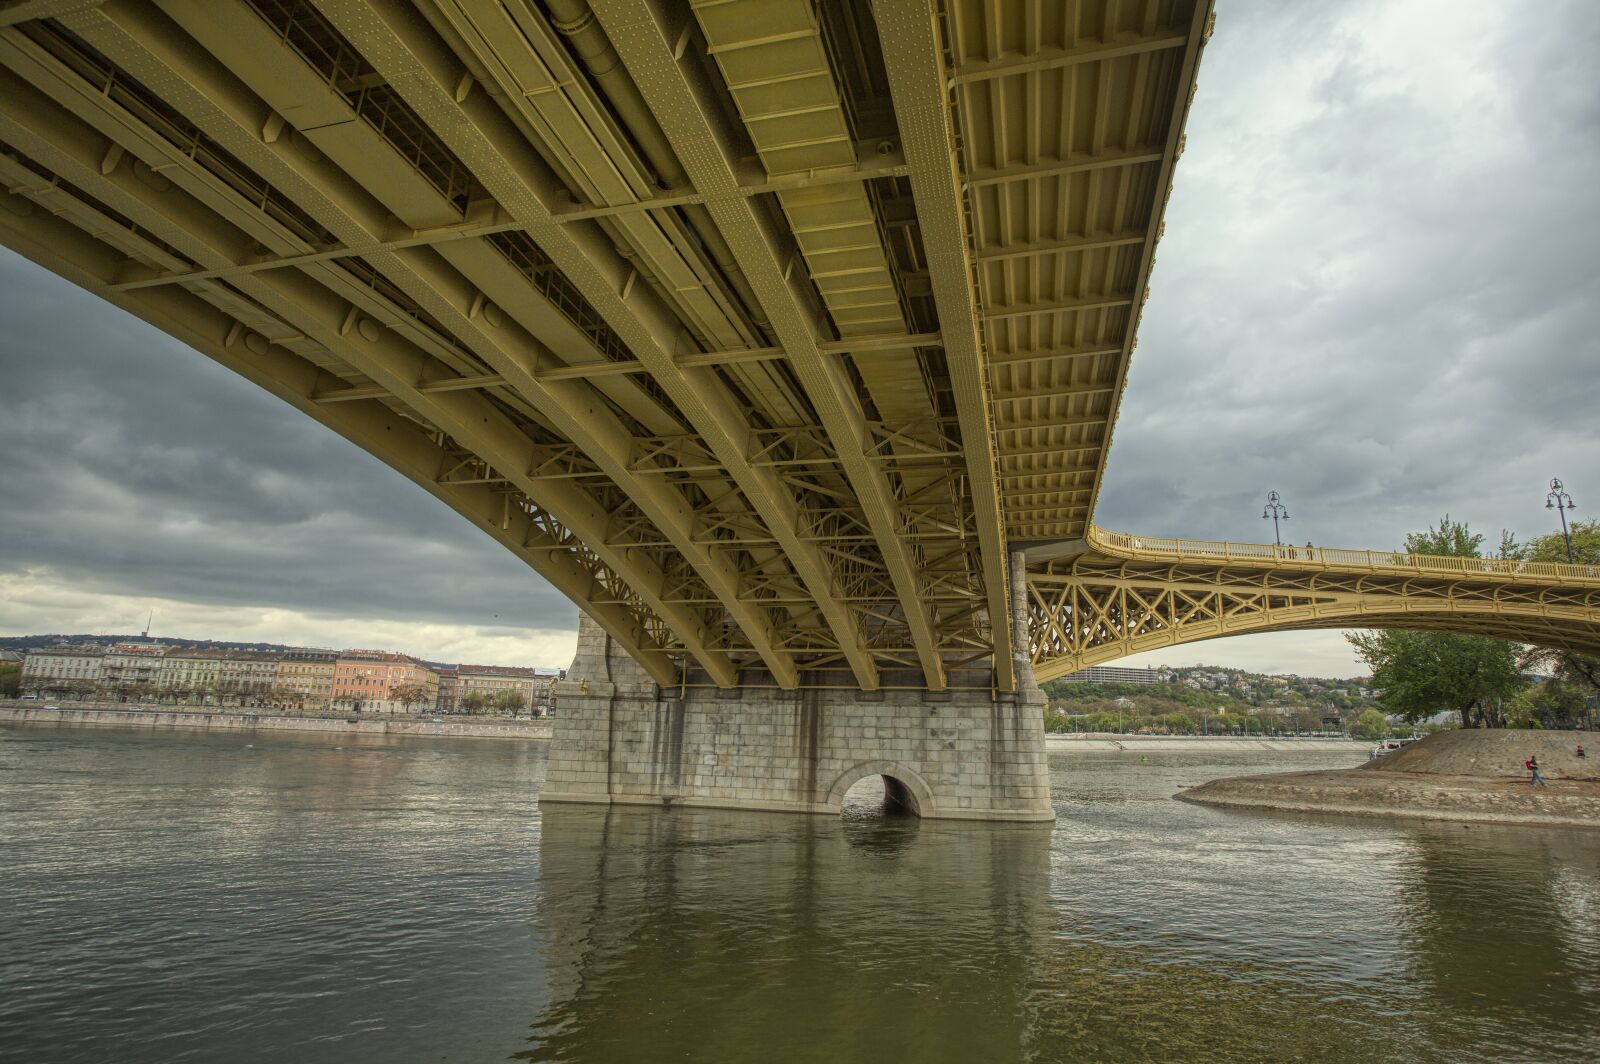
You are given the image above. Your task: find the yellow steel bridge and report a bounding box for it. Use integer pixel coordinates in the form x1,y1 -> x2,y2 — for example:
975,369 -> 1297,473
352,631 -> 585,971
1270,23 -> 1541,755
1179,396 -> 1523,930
0,0 -> 1593,690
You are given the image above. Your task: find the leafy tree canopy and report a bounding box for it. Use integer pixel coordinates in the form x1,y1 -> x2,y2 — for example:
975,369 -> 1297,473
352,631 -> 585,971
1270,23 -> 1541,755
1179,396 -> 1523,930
1354,708 -> 1390,740
1404,515 -> 1484,557
1511,519 -> 1600,696
1347,516 -> 1528,727
1347,629 -> 1524,727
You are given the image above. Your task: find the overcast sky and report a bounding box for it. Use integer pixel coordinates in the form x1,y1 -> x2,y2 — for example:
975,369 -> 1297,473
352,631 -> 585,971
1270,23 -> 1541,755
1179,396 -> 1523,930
2,0 -> 1597,673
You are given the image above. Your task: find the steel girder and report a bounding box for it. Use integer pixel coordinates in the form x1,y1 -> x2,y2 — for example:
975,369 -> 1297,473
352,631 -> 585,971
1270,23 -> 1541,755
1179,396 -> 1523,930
0,16 -> 744,678
1028,545 -> 1600,683
0,188 -> 684,683
588,0 -> 962,691
124,0 -> 794,684
0,59 -> 745,685
0,0 -> 1216,691
871,0 -> 1015,691
532,0 -> 894,690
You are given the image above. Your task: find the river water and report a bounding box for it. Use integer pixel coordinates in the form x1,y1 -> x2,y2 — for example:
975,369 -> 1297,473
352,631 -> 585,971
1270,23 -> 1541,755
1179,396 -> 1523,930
2,726 -> 1598,1064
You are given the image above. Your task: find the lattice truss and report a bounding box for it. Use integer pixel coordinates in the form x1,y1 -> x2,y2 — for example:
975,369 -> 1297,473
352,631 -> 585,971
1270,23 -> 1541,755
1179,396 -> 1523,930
1027,554 -> 1600,683
0,0 -> 1210,691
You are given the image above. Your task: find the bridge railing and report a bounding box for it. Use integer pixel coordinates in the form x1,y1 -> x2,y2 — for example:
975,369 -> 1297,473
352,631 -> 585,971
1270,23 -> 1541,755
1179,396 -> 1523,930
1088,527 -> 1600,582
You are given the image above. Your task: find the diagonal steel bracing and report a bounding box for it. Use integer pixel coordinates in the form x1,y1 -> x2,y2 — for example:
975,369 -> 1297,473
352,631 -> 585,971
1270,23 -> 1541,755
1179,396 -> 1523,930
0,18 -> 748,681
0,192 -> 684,683
432,0 -> 881,689
0,65 -> 740,682
1027,532 -> 1600,681
871,0 -> 1017,691
293,0 -> 855,687
40,0 -> 790,684
588,0 -> 952,690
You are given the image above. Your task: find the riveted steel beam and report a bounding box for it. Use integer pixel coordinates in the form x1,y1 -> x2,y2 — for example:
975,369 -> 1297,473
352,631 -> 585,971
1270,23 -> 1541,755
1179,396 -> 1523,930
48,0 -> 790,685
0,72 -> 739,682
592,0 -> 954,689
0,191 -> 682,683
0,18 -> 748,681
0,0 -> 101,29
949,33 -> 1189,86
965,147 -> 1165,189
871,0 -> 1017,690
283,0 -> 896,688
303,328 -> 940,400
984,295 -> 1136,322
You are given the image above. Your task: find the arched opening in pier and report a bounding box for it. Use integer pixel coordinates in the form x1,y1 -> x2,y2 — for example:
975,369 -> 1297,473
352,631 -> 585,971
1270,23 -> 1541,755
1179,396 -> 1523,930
839,774 -> 922,820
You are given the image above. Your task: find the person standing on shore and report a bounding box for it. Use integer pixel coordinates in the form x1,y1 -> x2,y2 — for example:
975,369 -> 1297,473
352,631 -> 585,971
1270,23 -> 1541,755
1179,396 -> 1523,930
1527,755 -> 1548,788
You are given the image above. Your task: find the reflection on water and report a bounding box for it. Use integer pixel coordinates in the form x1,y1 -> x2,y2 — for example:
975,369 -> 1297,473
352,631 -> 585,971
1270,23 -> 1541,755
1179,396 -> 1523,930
1,728 -> 1598,1063
530,806 -> 1050,1063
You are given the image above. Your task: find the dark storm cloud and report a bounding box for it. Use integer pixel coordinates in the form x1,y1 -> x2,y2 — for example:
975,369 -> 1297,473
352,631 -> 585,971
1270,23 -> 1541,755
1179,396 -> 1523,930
1097,0 -> 1600,553
0,251 -> 571,632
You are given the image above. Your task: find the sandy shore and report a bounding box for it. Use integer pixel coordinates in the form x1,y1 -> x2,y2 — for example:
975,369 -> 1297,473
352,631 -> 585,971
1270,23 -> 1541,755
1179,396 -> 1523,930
1047,734 -> 1359,753
1179,729 -> 1600,829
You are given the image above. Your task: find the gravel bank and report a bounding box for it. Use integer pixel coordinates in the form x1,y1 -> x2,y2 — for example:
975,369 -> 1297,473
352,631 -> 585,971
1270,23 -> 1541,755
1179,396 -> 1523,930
1179,729 -> 1600,829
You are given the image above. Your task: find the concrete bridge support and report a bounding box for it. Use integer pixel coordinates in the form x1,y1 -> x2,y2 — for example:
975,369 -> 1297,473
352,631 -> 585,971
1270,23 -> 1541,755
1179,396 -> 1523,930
541,613 -> 1054,823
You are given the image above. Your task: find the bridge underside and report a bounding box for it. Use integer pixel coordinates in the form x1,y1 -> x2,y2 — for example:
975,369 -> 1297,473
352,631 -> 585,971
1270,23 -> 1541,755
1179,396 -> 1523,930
7,2 -> 1600,822
0,0 -> 1213,695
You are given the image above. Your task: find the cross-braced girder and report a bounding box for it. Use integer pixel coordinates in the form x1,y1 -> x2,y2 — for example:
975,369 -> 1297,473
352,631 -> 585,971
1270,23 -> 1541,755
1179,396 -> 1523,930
0,0 -> 1220,691
1028,530 -> 1600,682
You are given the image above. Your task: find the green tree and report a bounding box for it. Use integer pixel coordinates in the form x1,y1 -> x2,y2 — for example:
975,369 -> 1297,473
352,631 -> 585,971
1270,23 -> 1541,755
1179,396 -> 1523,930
1349,628 -> 1524,729
0,662 -> 20,699
1347,517 -> 1527,728
1353,709 -> 1390,740
1506,678 -> 1590,729
492,689 -> 528,717
1403,514 -> 1484,557
1517,518 -> 1600,697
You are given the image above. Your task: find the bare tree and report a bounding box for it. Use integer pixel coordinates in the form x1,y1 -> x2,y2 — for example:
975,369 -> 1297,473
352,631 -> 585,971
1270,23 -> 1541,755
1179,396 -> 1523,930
391,683 -> 432,716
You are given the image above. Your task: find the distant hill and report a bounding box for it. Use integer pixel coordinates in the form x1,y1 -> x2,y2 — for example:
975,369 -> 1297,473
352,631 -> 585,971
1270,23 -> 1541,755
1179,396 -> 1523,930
0,634 -> 452,670
1,633 -> 286,653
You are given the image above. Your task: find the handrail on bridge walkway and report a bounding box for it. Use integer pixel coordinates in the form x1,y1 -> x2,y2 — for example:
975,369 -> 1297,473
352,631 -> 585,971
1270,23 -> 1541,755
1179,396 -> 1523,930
1084,528 -> 1600,584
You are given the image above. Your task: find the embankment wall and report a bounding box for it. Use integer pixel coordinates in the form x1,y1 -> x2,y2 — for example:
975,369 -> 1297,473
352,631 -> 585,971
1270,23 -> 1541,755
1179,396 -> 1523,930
0,704 -> 550,741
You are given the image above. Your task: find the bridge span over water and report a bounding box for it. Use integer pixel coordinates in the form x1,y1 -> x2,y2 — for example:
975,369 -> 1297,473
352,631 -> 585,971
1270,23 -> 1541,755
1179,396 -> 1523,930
3,0 -> 1596,818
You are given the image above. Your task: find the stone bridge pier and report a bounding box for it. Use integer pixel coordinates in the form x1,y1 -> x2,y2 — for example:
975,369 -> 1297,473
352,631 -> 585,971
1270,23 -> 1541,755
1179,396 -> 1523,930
541,612 -> 1054,823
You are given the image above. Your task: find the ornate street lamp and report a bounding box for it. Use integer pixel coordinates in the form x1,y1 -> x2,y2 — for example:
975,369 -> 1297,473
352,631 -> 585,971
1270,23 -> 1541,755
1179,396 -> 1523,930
1547,478 -> 1577,563
1262,490 -> 1290,547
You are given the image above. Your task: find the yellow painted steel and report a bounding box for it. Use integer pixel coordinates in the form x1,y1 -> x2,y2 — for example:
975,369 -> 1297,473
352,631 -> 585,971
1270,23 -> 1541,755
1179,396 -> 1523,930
1028,528 -> 1600,682
0,186 -> 684,685
6,0 -> 1594,694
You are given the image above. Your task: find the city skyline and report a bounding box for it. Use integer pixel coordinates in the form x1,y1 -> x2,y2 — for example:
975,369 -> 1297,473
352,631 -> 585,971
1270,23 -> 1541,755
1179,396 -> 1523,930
17,639 -> 559,715
2,0 -> 1598,677
3,629 -> 566,672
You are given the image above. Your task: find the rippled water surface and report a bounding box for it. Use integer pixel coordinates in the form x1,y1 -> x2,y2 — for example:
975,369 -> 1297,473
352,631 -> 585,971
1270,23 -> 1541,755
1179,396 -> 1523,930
3,726 -> 1599,1063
